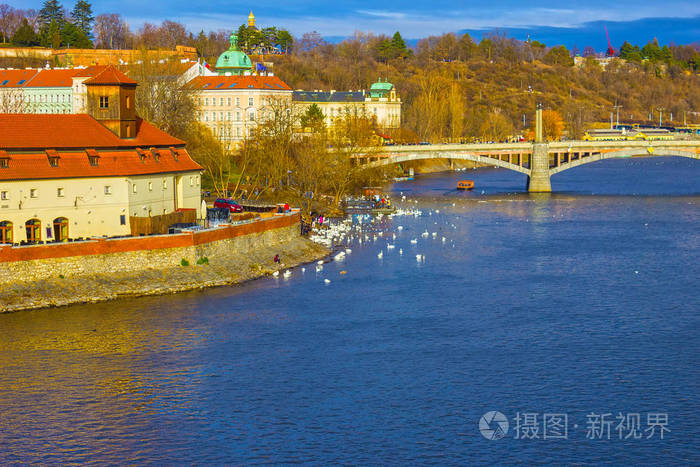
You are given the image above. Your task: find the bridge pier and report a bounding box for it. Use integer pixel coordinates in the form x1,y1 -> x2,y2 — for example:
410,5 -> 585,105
527,143 -> 552,192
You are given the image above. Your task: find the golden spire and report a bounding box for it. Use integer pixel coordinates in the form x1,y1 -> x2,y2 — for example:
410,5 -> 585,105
248,11 -> 255,28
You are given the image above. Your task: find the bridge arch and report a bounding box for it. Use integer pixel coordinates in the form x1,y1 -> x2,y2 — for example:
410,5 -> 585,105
550,148 -> 700,175
363,152 -> 531,175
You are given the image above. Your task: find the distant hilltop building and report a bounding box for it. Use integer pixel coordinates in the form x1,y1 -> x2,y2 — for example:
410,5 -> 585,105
0,65 -> 202,245
293,78 -> 402,131
248,11 -> 256,28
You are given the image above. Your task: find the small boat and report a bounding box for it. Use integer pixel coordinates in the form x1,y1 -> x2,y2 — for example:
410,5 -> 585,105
457,180 -> 475,190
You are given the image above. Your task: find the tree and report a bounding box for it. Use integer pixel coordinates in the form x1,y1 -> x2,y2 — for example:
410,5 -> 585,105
0,87 -> 28,112
38,0 -> 63,28
61,20 -> 91,48
300,103 -> 325,130
70,0 -> 93,39
543,46 -> 574,66
0,4 -> 14,44
480,111 -> 513,142
276,29 -> 293,52
542,109 -> 564,141
582,45 -> 596,58
94,13 -> 127,49
11,18 -> 39,46
41,19 -> 62,48
391,31 -> 408,58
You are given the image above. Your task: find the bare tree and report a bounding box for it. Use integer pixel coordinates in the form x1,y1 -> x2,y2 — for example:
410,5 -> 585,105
0,88 -> 28,113
94,13 -> 127,49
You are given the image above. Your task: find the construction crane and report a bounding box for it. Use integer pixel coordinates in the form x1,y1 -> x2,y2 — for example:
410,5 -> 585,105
605,26 -> 615,56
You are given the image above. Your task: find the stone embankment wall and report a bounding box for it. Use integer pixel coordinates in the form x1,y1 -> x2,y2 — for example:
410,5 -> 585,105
0,214 -> 329,312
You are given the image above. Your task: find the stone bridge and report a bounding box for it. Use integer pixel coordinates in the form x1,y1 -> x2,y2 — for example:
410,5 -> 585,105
359,140 -> 700,192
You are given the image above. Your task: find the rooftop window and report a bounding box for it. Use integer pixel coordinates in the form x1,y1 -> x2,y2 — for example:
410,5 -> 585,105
86,149 -> 100,166
228,83 -> 238,88
0,80 -> 8,86
17,80 -> 25,85
215,83 -> 224,88
46,149 -> 60,167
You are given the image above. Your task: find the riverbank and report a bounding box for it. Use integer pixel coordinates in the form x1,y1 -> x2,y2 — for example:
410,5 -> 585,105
0,224 -> 329,313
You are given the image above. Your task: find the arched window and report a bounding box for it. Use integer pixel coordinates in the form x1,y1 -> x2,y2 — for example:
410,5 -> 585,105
25,218 -> 41,243
0,221 -> 12,244
53,217 -> 69,242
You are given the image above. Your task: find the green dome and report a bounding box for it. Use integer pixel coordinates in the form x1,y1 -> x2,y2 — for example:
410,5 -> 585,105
216,33 -> 253,75
369,78 -> 393,98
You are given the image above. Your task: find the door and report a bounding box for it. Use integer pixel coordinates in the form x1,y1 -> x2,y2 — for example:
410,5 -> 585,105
25,219 -> 41,243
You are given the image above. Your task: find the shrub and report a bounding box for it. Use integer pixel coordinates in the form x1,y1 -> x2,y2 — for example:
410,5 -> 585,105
181,258 -> 190,266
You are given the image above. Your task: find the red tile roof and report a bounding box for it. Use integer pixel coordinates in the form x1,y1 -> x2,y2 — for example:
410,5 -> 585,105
0,69 -> 40,87
0,113 -> 200,180
187,75 -> 291,91
24,69 -> 80,87
0,148 -> 201,181
83,66 -> 137,86
0,114 -> 183,150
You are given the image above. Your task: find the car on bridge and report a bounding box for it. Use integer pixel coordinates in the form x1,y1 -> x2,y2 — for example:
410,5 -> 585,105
213,198 -> 243,213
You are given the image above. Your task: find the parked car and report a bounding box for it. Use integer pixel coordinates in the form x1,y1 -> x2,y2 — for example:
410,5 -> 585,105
213,198 -> 243,213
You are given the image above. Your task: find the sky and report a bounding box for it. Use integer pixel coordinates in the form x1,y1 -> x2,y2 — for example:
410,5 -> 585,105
13,0 -> 700,51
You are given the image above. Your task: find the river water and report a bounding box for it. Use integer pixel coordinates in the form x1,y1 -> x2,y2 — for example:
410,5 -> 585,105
1,157 -> 699,465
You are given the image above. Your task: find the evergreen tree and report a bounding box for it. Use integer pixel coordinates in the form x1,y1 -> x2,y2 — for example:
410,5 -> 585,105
71,0 -> 94,39
62,20 -> 92,48
39,0 -> 64,27
300,104 -> 325,130
11,18 -> 40,46
391,31 -> 407,57
40,19 -> 62,48
276,29 -> 293,53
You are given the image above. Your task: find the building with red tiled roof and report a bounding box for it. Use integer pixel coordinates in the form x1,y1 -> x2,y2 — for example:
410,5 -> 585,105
0,72 -> 203,245
187,74 -> 292,146
0,65 -> 115,114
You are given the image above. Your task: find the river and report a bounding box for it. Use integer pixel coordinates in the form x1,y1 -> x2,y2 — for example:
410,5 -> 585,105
1,156 -> 699,464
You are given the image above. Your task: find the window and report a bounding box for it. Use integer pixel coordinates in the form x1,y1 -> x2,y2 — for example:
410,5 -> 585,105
248,97 -> 254,106
227,111 -> 231,121
236,111 -> 241,121
220,98 -> 224,106
189,177 -> 194,186
148,181 -> 153,191
30,189 -> 38,198
88,155 -> 99,166
205,98 -> 209,106
235,97 -> 240,106
248,111 -> 255,122
162,179 -> 167,190
132,184 -> 137,193
104,185 -> 112,195
0,158 -> 8,169
220,112 -> 224,121
57,187 -> 64,197
227,97 -> 231,106
99,96 -> 109,109
47,149 -> 59,167
0,191 -> 8,200
126,96 -> 131,109
120,215 -> 126,225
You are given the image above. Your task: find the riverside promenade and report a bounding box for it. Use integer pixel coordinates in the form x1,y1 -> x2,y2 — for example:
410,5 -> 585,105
1,212 -> 329,312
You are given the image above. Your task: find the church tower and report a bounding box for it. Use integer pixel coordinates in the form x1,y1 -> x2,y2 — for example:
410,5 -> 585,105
248,11 -> 256,28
